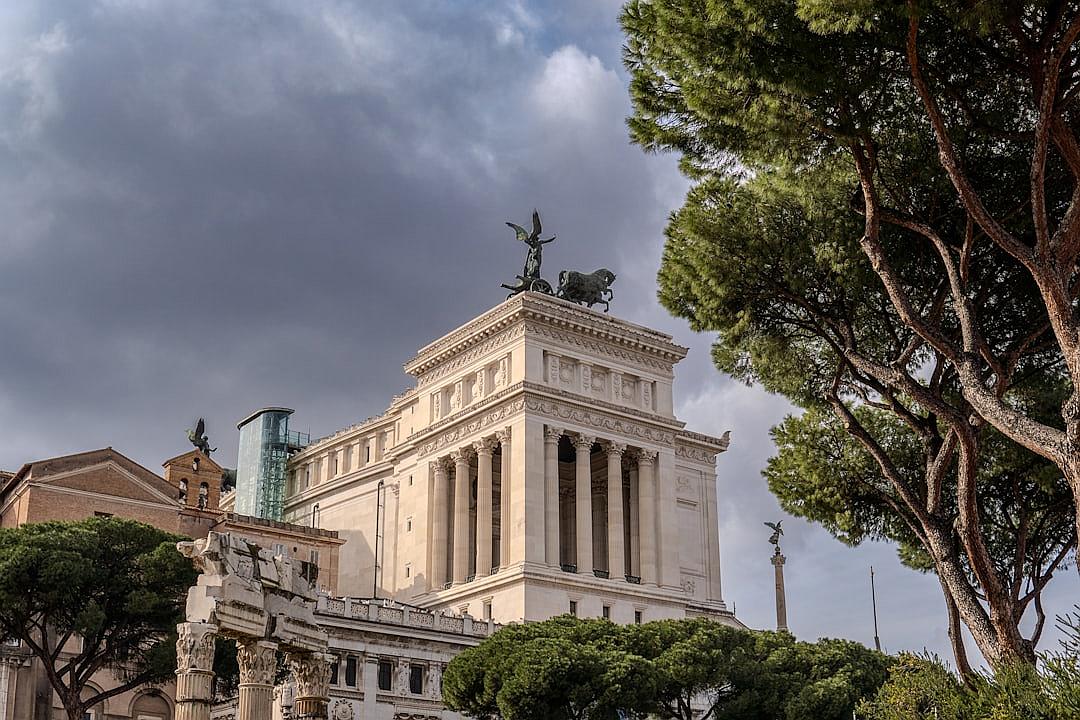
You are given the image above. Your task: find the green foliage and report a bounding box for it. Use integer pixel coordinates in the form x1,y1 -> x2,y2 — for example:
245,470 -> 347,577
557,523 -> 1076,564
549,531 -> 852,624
443,617 -> 891,720
0,518 -> 197,719
622,0 -> 1078,665
858,653 -> 1080,719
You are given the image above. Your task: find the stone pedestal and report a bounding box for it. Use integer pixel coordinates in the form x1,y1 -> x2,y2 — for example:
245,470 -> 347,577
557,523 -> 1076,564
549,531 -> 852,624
286,653 -> 331,720
237,640 -> 278,720
175,623 -> 218,720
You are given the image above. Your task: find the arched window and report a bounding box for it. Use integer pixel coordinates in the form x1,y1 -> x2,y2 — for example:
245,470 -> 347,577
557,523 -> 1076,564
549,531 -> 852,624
198,483 -> 209,510
178,479 -> 188,503
312,504 -> 320,528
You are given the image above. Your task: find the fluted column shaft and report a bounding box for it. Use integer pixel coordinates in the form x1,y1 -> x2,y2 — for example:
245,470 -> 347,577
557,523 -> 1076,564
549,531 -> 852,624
543,427 -> 562,566
497,429 -> 511,568
474,438 -> 495,577
237,640 -> 277,720
175,623 -> 218,720
574,435 -> 595,573
452,450 -> 472,584
431,458 -> 450,589
286,652 -> 332,720
637,450 -> 658,585
605,443 -> 626,578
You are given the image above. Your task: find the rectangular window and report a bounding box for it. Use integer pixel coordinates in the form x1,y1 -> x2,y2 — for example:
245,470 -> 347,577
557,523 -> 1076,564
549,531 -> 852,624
273,543 -> 286,557
602,605 -> 611,620
366,446 -> 372,462
569,600 -> 578,617
483,601 -> 492,620
332,455 -> 339,476
309,549 -> 320,566
304,467 -> 311,489
406,517 -> 413,532
409,665 -> 424,695
634,610 -> 643,625
377,660 -> 393,691
345,656 -> 357,687
329,657 -> 339,686
405,564 -> 411,578
408,475 -> 413,486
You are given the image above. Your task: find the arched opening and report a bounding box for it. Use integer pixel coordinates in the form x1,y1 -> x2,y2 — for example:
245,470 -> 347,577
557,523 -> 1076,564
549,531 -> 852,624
178,479 -> 188,504
198,482 -> 209,510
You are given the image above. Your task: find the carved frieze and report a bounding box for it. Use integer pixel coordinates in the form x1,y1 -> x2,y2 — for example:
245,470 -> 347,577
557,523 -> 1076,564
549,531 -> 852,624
526,323 -> 676,372
417,397 -> 527,457
524,397 -> 676,447
330,700 -> 354,720
416,324 -> 525,387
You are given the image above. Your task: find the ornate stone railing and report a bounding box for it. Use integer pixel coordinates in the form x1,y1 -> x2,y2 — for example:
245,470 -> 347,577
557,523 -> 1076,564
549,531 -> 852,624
315,595 -> 499,639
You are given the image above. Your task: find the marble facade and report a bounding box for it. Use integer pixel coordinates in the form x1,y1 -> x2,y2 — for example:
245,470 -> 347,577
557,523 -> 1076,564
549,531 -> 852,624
283,292 -> 739,627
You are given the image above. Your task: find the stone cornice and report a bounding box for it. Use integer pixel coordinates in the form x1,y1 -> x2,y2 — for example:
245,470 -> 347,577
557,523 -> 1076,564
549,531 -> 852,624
523,382 -> 683,429
295,413 -> 399,461
403,293 -> 688,379
523,396 -> 677,448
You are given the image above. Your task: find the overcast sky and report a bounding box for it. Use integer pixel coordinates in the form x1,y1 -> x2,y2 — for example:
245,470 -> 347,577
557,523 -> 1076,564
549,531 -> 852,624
1,0 -> 1076,666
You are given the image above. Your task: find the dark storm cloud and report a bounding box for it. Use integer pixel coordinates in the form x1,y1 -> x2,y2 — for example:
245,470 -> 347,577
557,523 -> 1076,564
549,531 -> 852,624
1,0 -> 1075,664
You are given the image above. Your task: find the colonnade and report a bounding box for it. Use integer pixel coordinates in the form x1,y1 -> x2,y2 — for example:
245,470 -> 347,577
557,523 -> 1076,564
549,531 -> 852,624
429,425 -> 665,589
429,429 -> 511,589
175,623 -> 332,720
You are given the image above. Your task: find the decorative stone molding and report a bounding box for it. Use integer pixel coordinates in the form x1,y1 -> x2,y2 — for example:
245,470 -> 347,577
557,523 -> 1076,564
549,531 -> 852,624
524,397 -> 677,446
237,640 -> 278,686
524,382 -> 683,428
524,322 -> 680,371
416,397 -> 526,457
414,324 -> 525,386
329,701 -> 353,720
176,622 -> 217,671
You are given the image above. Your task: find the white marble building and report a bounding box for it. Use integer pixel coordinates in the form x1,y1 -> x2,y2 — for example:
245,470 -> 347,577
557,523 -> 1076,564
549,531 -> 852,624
283,292 -> 740,628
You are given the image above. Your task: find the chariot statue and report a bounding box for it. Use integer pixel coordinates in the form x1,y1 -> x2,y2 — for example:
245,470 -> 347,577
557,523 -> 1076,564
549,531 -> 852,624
557,268 -> 616,312
501,210 -> 555,297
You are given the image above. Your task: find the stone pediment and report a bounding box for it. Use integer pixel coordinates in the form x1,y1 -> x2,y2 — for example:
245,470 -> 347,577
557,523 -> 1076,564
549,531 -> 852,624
33,456 -> 177,507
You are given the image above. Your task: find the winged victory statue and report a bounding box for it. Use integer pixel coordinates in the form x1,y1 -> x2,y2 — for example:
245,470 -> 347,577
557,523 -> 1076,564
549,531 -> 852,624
764,521 -> 784,548
186,418 -> 217,457
501,209 -> 556,297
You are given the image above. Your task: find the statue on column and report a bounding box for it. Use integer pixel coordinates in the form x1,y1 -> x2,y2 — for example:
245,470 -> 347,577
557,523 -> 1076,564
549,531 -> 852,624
764,521 -> 784,551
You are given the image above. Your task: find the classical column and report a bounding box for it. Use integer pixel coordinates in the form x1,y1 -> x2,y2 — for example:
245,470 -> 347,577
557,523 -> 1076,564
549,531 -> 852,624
772,548 -> 789,632
452,449 -> 473,584
175,622 -> 218,720
474,438 -> 496,577
604,442 -> 626,579
496,428 -> 512,568
628,464 -> 640,577
431,457 -> 451,589
637,450 -> 658,585
544,426 -> 562,566
237,640 -> 278,720
574,434 -> 596,574
286,652 -> 332,720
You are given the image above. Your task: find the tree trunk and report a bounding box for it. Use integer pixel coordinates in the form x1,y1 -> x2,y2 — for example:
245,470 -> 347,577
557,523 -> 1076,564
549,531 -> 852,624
939,577 -> 974,680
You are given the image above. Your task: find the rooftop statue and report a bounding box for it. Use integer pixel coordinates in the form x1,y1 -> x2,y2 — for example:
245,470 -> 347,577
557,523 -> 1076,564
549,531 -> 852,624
557,268 -> 616,312
186,418 -> 217,457
501,209 -> 555,297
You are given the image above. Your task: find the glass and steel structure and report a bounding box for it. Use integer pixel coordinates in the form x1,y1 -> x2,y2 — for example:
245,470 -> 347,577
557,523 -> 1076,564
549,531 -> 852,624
235,407 -> 307,520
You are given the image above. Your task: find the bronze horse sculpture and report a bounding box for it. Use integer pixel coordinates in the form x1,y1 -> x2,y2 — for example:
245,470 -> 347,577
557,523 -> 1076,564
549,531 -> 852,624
557,268 -> 616,312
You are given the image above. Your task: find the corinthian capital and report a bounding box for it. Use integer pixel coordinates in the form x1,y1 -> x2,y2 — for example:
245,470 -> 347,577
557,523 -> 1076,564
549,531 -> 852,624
472,437 -> 497,455
544,426 -> 563,443
449,448 -> 474,463
573,433 -> 596,451
604,441 -> 626,458
176,622 -> 217,672
237,640 -> 278,686
286,652 -> 333,699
